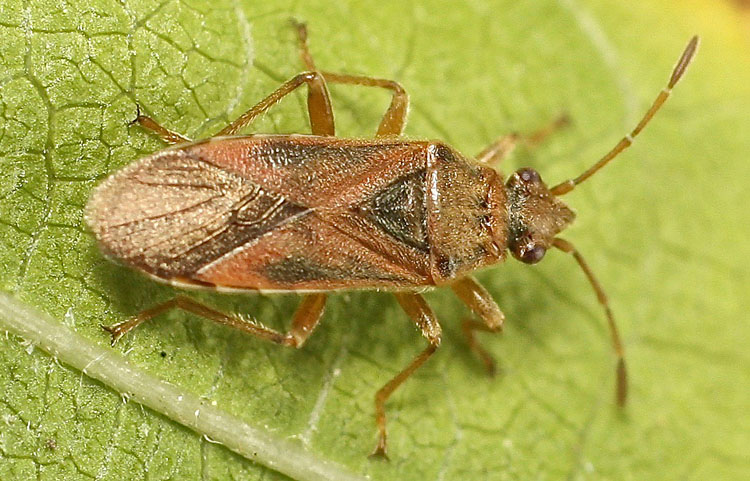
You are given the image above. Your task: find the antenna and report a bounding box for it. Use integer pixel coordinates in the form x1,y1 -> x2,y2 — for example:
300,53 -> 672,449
551,36 -> 699,196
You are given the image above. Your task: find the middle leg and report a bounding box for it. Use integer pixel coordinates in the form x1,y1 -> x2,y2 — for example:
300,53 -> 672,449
296,21 -> 410,137
216,71 -> 335,137
371,292 -> 442,459
320,72 -> 410,136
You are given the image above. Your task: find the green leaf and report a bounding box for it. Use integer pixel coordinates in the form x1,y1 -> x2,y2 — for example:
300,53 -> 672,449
1,0 -> 748,480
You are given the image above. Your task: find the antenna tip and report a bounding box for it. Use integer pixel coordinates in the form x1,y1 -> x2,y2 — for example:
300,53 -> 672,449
616,357 -> 628,406
669,35 -> 700,87
690,36 -> 701,58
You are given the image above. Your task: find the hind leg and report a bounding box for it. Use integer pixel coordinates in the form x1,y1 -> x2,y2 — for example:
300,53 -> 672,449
102,294 -> 327,349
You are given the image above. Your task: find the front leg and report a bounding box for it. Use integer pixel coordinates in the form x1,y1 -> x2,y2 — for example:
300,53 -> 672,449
450,276 -> 505,375
475,114 -> 570,170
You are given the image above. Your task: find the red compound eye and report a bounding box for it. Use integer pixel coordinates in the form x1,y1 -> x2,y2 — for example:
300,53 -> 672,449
520,244 -> 546,264
518,168 -> 540,183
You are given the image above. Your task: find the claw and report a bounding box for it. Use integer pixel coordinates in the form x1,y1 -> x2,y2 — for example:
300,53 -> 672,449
100,322 -> 125,346
289,18 -> 307,38
369,440 -> 389,461
129,104 -> 142,127
481,353 -> 498,378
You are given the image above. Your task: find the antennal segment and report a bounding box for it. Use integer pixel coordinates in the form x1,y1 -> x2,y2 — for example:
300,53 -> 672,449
551,36 -> 699,196
552,238 -> 627,405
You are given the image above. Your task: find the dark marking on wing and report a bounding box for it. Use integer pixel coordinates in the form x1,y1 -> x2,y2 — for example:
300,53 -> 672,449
252,137 -> 407,168
176,191 -> 308,277
354,169 -> 428,252
264,256 -> 407,284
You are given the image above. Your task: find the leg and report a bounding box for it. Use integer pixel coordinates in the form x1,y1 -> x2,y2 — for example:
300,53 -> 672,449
216,70 -> 335,137
130,104 -> 191,145
552,238 -> 627,406
216,21 -> 334,137
371,292 -> 442,459
101,293 -> 327,349
461,319 -> 499,376
290,20 -> 336,135
291,19 -> 318,71
476,114 -> 570,168
522,113 -> 570,147
475,133 -> 519,168
450,277 -> 505,375
292,20 -> 409,137
320,72 -> 409,136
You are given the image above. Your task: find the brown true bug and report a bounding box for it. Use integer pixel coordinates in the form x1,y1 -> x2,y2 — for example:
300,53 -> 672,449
85,22 -> 699,457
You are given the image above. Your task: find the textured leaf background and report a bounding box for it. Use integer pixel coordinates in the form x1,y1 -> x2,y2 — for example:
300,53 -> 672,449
1,0 -> 748,479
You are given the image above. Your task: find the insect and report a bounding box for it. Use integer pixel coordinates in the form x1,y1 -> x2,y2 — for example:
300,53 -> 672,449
85,22 -> 698,457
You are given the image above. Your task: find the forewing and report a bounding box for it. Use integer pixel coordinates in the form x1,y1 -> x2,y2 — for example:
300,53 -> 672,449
188,136 -> 434,289
88,136 -> 434,290
86,148 -> 308,279
194,213 -> 428,290
186,135 -> 429,208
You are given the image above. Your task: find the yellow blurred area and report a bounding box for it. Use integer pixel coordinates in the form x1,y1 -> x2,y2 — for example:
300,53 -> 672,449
682,0 -> 750,50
